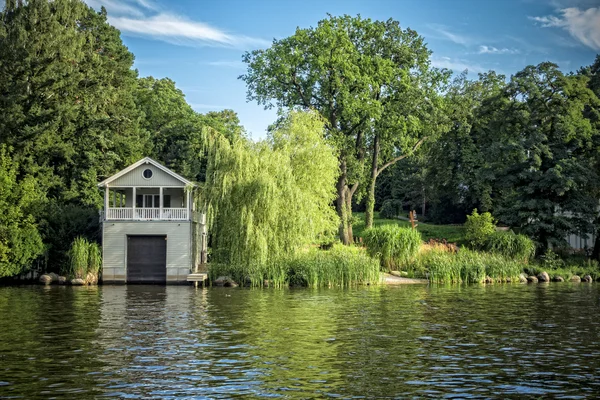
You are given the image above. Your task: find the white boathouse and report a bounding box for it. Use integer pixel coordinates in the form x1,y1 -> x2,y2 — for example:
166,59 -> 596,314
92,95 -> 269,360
98,157 -> 207,284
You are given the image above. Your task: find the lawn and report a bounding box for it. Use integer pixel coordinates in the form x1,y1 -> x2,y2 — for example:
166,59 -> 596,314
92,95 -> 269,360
353,212 -> 465,244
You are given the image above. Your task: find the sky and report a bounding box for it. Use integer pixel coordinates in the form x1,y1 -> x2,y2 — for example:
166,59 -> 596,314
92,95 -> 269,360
83,0 -> 600,139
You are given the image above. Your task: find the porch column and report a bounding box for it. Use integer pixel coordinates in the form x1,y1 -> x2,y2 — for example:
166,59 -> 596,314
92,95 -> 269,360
186,189 -> 190,220
104,185 -> 109,220
132,186 -> 136,219
159,187 -> 163,219
112,190 -> 117,208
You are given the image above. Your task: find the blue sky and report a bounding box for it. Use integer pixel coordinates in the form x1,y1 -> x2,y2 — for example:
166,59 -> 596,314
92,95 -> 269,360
85,0 -> 600,139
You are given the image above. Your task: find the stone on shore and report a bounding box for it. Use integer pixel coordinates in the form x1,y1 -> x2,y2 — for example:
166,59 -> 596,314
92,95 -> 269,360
570,275 -> 581,283
519,273 -> 528,283
527,275 -> 538,283
39,274 -> 53,285
213,276 -> 238,287
48,272 -> 59,282
58,276 -> 67,285
553,276 -> 564,282
582,275 -> 593,283
537,271 -> 550,282
71,278 -> 85,286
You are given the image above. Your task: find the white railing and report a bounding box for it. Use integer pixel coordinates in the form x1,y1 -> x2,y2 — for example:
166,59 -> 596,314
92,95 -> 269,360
107,208 -> 134,220
104,207 -> 189,221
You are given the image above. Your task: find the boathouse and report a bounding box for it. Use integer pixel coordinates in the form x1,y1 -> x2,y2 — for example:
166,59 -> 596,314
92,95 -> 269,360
98,157 -> 207,284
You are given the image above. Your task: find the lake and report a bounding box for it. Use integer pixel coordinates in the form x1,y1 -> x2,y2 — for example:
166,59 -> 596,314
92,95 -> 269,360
0,283 -> 599,398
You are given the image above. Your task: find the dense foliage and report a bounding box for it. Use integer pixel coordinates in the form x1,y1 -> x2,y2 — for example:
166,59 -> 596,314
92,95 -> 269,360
464,209 -> 496,248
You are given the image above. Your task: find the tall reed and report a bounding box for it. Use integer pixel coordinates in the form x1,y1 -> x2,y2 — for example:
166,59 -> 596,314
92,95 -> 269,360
363,225 -> 422,271
67,237 -> 89,279
418,248 -> 522,284
483,231 -> 535,262
208,244 -> 381,288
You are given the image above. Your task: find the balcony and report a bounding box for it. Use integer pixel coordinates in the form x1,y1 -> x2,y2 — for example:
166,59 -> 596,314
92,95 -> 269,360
102,207 -> 189,221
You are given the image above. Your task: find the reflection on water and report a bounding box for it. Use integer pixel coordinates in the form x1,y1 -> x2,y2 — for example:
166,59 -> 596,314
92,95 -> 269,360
0,284 -> 599,398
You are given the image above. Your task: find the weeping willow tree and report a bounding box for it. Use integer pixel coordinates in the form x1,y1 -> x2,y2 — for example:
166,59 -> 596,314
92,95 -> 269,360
201,110 -> 340,267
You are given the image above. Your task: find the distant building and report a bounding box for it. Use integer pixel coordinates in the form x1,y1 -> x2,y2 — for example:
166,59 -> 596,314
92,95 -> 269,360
98,157 -> 207,284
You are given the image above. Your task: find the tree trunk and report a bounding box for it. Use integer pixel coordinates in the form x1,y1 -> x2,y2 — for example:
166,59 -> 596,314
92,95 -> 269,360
336,161 -> 351,245
421,185 -> 426,217
346,186 -> 354,243
365,134 -> 380,229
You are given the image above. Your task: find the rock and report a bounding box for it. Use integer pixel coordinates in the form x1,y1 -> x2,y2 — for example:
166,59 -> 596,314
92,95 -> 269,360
390,271 -> 402,277
527,275 -> 538,283
263,279 -> 270,287
71,278 -> 85,286
570,275 -> 581,283
48,272 -> 59,282
58,276 -> 67,285
553,276 -> 564,282
213,276 -> 238,287
485,276 -> 493,284
519,273 -> 528,283
537,271 -> 550,282
39,274 -> 53,285
582,275 -> 593,283
85,272 -> 98,285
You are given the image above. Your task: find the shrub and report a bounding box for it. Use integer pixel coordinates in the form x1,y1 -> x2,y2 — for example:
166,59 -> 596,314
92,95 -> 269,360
363,225 -> 422,271
379,199 -> 403,219
483,231 -> 535,262
464,209 -> 496,248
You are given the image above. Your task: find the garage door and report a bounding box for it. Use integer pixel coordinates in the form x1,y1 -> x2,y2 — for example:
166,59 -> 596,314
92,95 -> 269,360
127,235 -> 167,283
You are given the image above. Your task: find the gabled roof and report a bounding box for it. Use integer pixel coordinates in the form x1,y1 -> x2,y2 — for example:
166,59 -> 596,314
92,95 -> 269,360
97,157 -> 195,187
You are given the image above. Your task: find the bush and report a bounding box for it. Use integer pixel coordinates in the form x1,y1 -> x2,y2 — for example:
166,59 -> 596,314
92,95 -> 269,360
483,231 -> 535,262
464,209 -> 496,248
208,244 -> 381,288
379,199 -> 403,219
363,225 -> 422,271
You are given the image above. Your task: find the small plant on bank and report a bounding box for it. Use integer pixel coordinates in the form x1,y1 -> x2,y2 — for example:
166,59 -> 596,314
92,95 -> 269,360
464,209 -> 496,248
363,225 -> 422,271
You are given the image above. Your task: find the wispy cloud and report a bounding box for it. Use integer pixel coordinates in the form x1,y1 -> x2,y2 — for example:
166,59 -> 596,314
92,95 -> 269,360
426,24 -> 472,45
431,56 -> 487,74
530,7 -> 600,50
204,60 -> 246,69
478,45 -> 519,55
84,0 -> 269,49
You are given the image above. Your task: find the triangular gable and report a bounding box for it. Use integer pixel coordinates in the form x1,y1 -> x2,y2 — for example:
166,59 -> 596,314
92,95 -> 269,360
98,157 -> 194,187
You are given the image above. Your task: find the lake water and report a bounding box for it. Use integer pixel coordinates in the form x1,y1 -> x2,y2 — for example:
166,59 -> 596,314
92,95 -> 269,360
0,284 -> 599,399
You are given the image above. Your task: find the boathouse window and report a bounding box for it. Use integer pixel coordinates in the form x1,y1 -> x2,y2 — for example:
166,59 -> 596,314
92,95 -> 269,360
142,168 -> 153,179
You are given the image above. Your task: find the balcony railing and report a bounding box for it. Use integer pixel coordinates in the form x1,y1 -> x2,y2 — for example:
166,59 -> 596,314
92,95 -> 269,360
103,207 -> 189,221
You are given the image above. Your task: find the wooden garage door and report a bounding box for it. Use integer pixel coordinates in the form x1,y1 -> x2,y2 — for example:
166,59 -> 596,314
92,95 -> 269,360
127,235 -> 167,283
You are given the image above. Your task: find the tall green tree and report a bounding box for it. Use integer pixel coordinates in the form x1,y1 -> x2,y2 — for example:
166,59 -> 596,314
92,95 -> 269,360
241,14 -> 436,244
0,0 -> 147,208
0,146 -> 44,278
477,62 -> 600,249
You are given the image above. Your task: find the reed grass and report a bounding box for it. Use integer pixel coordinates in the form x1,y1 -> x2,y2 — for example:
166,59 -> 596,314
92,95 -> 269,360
483,231 -> 535,262
363,225 -> 422,271
208,244 -> 381,288
416,248 -> 522,284
61,237 -> 103,279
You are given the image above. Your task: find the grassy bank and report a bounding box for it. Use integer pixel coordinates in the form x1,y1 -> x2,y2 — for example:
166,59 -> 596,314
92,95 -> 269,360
353,212 -> 465,244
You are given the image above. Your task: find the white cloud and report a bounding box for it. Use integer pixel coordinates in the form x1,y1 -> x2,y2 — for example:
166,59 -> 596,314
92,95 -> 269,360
84,0 -> 269,49
431,56 -> 487,74
530,7 -> 600,50
426,24 -> 471,45
478,45 -> 519,55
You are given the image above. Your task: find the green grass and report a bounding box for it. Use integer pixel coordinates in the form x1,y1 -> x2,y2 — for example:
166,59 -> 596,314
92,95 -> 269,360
208,244 -> 381,288
483,231 -> 536,262
61,237 -> 103,279
353,212 -> 465,244
363,225 -> 422,271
